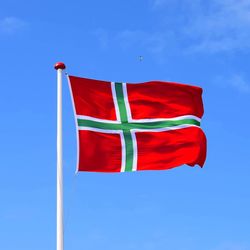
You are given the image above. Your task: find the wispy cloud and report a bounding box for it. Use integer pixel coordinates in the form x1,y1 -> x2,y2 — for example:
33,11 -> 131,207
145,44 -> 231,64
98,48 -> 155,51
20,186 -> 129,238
150,0 -> 182,9
229,74 -> 250,93
151,0 -> 250,53
151,0 -> 168,8
92,28 -> 109,48
212,241 -> 250,250
214,74 -> 250,93
116,29 -> 169,55
186,0 -> 250,52
94,1 -> 250,55
0,17 -> 28,34
93,28 -> 174,60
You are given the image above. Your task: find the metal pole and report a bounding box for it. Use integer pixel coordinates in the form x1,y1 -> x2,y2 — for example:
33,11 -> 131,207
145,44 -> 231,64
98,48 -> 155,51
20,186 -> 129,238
54,62 -> 66,250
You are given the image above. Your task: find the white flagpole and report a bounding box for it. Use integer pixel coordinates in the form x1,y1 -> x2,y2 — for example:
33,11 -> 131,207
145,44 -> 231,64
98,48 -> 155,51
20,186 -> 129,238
54,62 -> 66,250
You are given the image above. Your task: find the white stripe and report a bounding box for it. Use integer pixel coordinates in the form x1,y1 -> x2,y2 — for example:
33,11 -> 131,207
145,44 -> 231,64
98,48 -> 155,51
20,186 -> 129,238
131,124 -> 200,133
78,123 -> 199,134
120,133 -> 126,172
122,82 -> 138,171
78,126 -> 122,134
111,82 -> 121,122
77,114 -> 121,124
122,83 -> 133,122
111,82 -> 125,172
129,115 -> 201,123
131,132 -> 138,171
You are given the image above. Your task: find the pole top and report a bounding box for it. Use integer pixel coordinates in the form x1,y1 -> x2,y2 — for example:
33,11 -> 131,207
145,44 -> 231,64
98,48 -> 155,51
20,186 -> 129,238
54,62 -> 66,70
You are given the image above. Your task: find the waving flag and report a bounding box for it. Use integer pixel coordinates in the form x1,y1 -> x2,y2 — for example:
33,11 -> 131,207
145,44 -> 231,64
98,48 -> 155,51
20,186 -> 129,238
68,75 -> 207,172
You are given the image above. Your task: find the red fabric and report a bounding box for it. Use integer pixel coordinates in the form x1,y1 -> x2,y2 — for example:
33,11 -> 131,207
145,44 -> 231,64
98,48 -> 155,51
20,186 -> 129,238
69,76 -> 207,172
136,127 -> 206,171
78,130 -> 122,172
127,81 -> 203,119
69,76 -> 117,120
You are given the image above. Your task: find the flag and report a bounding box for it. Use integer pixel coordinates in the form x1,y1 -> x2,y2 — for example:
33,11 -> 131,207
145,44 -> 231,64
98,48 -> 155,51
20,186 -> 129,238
68,75 -> 207,172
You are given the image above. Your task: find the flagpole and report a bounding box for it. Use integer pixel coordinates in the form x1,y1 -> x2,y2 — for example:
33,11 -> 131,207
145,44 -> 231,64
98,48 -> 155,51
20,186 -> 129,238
54,62 -> 66,250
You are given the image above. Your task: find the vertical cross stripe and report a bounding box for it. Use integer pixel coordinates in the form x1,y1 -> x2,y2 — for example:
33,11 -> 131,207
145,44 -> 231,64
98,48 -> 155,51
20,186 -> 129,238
114,82 -> 135,172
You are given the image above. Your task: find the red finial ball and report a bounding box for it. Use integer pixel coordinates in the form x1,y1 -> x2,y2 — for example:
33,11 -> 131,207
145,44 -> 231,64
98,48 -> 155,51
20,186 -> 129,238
54,62 -> 66,70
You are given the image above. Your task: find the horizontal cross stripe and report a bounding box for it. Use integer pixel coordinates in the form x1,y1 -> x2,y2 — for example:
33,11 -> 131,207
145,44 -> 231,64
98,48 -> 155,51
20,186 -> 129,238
77,118 -> 200,130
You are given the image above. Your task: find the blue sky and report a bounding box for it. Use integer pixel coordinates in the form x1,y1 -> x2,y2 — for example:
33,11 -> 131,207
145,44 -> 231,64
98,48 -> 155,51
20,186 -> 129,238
1,0 -> 250,249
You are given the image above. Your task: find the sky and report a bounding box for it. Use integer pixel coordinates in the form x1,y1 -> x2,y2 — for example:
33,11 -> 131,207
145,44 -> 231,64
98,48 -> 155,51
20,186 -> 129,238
0,0 -> 250,249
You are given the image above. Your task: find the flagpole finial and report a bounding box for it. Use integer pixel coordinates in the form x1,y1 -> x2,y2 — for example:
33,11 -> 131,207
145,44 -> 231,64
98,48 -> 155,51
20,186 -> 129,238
54,62 -> 66,70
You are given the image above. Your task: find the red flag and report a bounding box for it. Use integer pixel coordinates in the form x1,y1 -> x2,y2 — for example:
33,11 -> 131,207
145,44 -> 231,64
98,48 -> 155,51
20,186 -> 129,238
68,75 -> 207,172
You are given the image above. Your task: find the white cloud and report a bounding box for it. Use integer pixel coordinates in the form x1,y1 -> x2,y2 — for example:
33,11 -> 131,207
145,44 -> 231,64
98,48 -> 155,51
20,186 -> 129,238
212,241 -> 250,250
116,29 -> 168,54
186,0 -> 250,52
93,28 -> 109,48
229,74 -> 250,93
93,28 -> 173,60
94,1 -> 250,55
151,0 -> 168,8
151,0 -> 250,53
214,74 -> 250,93
150,0 -> 185,8
0,17 -> 27,34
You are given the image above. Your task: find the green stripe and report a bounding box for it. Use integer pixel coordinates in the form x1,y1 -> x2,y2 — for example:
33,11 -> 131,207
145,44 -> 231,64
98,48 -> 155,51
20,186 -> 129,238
114,83 -> 128,122
77,118 -> 200,130
114,82 -> 133,171
123,131 -> 134,172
